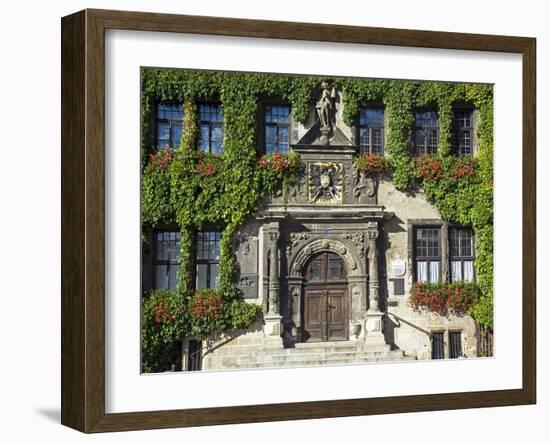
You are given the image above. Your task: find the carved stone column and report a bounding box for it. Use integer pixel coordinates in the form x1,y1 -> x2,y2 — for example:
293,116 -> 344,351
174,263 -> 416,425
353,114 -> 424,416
262,223 -> 283,347
365,221 -> 387,346
268,232 -> 280,315
367,228 -> 380,312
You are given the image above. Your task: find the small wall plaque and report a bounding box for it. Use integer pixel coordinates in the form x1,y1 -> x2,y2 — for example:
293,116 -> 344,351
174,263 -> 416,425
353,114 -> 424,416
393,278 -> 405,296
391,258 -> 406,277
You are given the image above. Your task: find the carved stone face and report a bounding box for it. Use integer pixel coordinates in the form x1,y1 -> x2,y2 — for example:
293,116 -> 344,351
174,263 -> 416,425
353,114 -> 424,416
320,174 -> 330,189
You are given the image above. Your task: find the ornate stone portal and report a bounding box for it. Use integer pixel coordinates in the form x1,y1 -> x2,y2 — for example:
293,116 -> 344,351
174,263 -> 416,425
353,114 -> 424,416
257,83 -> 390,347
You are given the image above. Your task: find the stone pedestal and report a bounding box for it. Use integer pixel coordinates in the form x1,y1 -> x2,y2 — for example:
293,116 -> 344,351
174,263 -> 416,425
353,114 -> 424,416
318,126 -> 331,144
263,314 -> 284,347
365,312 -> 386,346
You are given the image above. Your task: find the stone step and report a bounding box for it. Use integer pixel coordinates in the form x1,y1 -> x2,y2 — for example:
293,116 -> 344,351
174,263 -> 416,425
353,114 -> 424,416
206,342 -> 391,356
294,342 -> 391,353
237,350 -> 406,364
234,354 -> 417,369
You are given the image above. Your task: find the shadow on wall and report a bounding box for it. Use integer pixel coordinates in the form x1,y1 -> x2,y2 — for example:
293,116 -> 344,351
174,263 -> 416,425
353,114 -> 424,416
380,215 -> 407,349
383,314 -> 399,350
378,215 -> 405,312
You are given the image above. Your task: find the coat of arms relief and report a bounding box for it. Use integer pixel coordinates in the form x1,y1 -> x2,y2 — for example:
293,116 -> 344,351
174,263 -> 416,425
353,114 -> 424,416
308,162 -> 343,204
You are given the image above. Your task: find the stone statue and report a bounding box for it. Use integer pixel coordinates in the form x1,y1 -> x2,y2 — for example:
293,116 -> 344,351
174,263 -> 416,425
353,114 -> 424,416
315,82 -> 336,144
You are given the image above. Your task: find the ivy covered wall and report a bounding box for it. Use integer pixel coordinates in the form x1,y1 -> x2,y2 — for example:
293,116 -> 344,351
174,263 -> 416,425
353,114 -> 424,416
140,69 -> 494,370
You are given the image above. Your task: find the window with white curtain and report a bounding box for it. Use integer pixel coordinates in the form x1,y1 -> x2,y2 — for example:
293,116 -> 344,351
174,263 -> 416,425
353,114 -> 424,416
413,225 -> 475,284
449,228 -> 475,282
414,227 -> 441,283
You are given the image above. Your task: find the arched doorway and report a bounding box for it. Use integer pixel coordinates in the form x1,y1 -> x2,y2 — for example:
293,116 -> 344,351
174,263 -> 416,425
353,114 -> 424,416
302,251 -> 348,342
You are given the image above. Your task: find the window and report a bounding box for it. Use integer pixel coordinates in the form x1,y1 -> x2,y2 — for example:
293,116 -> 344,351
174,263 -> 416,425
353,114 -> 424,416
195,230 -> 221,290
187,339 -> 202,371
198,103 -> 223,154
432,332 -> 445,359
156,102 -> 184,149
450,228 -> 475,282
414,110 -> 439,155
413,225 -> 475,284
414,227 -> 441,283
449,331 -> 463,358
153,230 -> 181,290
265,105 -> 290,154
451,109 -> 474,156
359,107 -> 384,155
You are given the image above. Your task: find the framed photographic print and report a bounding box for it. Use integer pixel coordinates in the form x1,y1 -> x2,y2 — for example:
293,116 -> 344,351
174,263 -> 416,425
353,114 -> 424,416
61,9 -> 536,433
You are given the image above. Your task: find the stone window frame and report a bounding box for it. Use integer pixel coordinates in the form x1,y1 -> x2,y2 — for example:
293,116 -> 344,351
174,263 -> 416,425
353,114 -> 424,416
448,329 -> 464,358
408,220 -> 447,283
431,330 -> 446,359
408,220 -> 476,284
414,226 -> 442,283
430,328 -> 464,360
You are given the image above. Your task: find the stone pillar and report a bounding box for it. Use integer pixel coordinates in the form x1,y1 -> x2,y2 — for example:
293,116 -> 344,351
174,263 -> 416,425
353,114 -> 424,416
365,221 -> 386,346
263,223 -> 283,347
367,228 -> 380,312
268,232 -> 280,315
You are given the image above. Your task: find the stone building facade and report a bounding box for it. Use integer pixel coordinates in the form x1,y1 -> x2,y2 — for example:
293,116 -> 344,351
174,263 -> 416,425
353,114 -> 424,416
144,83 -> 480,371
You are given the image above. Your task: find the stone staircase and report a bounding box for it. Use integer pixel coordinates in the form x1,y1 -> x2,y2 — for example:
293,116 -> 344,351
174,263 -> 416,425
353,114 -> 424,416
202,337 -> 416,370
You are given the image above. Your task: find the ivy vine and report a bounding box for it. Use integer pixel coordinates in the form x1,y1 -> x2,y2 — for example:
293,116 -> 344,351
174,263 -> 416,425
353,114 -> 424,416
141,70 -> 494,337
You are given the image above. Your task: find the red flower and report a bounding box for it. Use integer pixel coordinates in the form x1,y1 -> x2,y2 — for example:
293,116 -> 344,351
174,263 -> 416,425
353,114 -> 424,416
450,158 -> 477,181
355,154 -> 390,175
196,157 -> 220,177
415,155 -> 443,180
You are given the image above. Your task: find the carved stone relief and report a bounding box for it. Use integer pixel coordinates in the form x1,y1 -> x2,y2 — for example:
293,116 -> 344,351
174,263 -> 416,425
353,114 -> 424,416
286,232 -> 310,258
342,231 -> 365,258
289,238 -> 363,278
308,162 -> 343,204
353,169 -> 377,203
288,173 -> 307,203
234,223 -> 259,298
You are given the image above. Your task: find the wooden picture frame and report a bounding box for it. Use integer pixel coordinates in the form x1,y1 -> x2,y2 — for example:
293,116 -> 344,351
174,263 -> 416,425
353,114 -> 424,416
61,8 -> 536,433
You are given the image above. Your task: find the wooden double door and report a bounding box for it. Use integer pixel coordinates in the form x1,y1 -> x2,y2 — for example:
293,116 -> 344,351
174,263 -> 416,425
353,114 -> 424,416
302,252 -> 349,342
